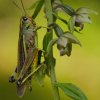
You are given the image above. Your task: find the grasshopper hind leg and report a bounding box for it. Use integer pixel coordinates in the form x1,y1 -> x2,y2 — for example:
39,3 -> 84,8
16,66 -> 33,97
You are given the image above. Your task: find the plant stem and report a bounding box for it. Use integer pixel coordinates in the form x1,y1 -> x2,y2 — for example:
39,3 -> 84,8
44,0 -> 60,100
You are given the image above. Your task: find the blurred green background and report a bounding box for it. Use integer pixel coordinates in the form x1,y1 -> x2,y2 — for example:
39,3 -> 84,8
0,0 -> 100,100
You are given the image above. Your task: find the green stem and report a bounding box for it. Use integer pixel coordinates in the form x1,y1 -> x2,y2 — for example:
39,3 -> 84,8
44,0 -> 60,100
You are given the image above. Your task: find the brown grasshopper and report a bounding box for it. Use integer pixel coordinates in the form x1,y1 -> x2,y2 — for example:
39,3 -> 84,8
9,0 -> 44,97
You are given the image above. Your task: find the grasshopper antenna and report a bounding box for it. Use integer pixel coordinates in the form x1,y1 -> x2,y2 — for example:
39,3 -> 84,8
12,0 -> 23,14
20,0 -> 27,15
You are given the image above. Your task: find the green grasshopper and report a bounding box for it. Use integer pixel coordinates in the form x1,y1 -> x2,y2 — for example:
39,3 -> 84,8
9,0 -> 44,97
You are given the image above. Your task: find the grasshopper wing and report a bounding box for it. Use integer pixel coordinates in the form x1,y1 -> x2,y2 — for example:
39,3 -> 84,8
16,22 -> 26,97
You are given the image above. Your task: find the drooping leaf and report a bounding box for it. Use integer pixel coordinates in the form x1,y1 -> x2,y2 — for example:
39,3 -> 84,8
55,3 -> 75,16
43,32 -> 53,76
62,4 -> 75,16
53,23 -> 64,37
46,38 -> 58,56
32,0 -> 44,19
63,32 -> 81,46
45,56 -> 56,76
53,13 -> 81,33
53,13 -> 68,25
76,7 -> 98,15
68,16 -> 76,33
43,32 -> 52,51
55,83 -> 88,100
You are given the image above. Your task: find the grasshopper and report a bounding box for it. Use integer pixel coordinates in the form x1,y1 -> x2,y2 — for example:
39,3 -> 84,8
9,0 -> 44,97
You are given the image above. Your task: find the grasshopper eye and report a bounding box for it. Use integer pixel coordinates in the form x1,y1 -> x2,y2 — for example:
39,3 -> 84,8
22,16 -> 27,21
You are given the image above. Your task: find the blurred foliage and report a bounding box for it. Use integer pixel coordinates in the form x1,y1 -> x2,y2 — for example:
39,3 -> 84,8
0,0 -> 100,100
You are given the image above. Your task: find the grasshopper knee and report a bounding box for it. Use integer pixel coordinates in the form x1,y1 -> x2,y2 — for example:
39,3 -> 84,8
16,78 -> 22,86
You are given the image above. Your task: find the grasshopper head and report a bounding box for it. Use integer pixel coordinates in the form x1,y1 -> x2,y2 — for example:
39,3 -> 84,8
22,16 -> 33,24
21,16 -> 36,28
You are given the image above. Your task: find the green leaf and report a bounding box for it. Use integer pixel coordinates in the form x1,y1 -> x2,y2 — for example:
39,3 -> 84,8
35,63 -> 47,86
68,16 -> 76,33
53,23 -> 64,37
43,31 -> 53,76
43,32 -> 52,51
43,35 -> 56,76
63,32 -> 81,46
53,13 -> 81,33
76,7 -> 98,15
46,38 -> 58,56
45,56 -> 56,76
28,0 -> 39,10
55,83 -> 88,100
56,4 -> 75,16
32,0 -> 44,19
53,13 -> 68,25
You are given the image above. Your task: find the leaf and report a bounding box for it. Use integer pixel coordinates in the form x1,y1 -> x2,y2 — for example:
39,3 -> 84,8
43,32 -> 52,51
53,13 -> 81,33
53,13 -> 68,25
43,32 -> 54,76
45,56 -> 56,76
32,0 -> 44,19
46,38 -> 58,56
63,32 -> 81,46
68,16 -> 76,33
76,7 -> 98,15
57,4 -> 75,16
55,83 -> 88,100
35,63 -> 47,86
53,23 -> 64,37
28,0 -> 39,10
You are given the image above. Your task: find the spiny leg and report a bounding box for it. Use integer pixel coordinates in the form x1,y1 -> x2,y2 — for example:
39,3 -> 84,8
17,48 -> 38,86
21,62 -> 46,85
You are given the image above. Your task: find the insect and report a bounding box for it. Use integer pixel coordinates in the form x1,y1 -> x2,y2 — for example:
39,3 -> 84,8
9,0 -> 44,97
